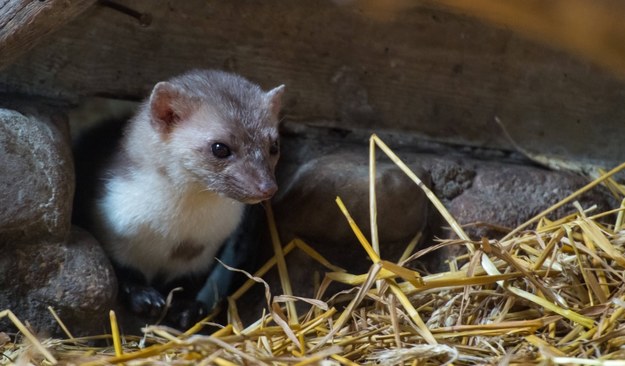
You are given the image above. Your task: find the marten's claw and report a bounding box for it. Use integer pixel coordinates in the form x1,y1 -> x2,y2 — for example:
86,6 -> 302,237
121,283 -> 166,318
166,300 -> 208,330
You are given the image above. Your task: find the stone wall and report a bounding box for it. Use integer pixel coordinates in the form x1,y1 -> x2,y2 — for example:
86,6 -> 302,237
0,101 -> 116,335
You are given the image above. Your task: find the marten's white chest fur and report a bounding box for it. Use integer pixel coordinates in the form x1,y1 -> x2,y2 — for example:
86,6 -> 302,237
86,70 -> 285,296
98,169 -> 245,282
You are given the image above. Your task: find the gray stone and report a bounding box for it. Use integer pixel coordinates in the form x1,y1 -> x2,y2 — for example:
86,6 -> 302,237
447,163 -> 616,240
273,151 -> 430,273
0,227 -> 117,336
0,105 -> 74,244
236,147 -> 432,324
422,157 -> 476,201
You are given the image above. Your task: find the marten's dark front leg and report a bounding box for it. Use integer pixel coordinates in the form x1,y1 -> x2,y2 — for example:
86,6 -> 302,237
165,299 -> 208,329
154,273 -> 210,329
115,264 -> 165,318
196,205 -> 264,309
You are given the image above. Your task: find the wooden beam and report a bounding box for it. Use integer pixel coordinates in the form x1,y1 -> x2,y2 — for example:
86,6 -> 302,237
2,0 -> 625,166
0,0 -> 96,71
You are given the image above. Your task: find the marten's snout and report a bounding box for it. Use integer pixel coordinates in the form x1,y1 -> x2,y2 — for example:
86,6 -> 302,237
256,180 -> 278,200
235,165 -> 278,203
245,155 -> 279,202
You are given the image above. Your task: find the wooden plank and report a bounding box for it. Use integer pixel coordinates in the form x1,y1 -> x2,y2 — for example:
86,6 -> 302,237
1,0 -> 625,165
0,0 -> 96,70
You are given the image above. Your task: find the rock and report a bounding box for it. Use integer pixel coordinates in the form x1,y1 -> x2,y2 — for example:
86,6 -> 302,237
422,157 -> 476,201
237,145 -> 432,324
0,105 -> 74,244
447,162 -> 616,240
273,152 -> 430,273
0,227 -> 116,337
234,141 -> 430,323
0,102 -> 115,336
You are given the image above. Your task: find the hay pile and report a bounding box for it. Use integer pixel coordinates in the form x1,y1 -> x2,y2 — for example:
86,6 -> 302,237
3,135 -> 625,365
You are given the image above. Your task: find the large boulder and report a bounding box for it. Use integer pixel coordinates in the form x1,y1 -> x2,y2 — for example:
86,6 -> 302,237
0,227 -> 116,336
447,162 -> 616,240
0,105 -> 73,244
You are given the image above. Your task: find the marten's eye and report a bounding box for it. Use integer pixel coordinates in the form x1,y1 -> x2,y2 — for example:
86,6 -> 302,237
269,140 -> 280,155
211,143 -> 231,158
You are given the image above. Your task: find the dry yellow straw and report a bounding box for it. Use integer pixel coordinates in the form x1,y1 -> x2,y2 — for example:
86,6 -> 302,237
0,309 -> 57,364
371,134 -> 594,328
229,240 -> 296,301
615,198 -> 625,231
109,310 -> 123,357
81,341 -> 176,365
370,134 -> 380,256
335,194 -> 436,345
230,238 -> 343,306
48,306 -> 75,341
387,280 -> 437,345
336,197 -> 380,263
311,262 -> 382,352
264,203 -> 299,325
370,135 -> 472,246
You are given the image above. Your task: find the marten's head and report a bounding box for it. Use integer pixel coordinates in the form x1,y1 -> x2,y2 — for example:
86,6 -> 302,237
144,70 -> 284,204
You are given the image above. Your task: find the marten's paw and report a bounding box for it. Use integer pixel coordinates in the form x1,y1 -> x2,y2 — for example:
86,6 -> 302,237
120,283 -> 166,318
166,300 -> 208,330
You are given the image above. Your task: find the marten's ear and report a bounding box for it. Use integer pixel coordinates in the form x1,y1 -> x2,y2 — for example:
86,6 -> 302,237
149,82 -> 191,133
265,85 -> 285,118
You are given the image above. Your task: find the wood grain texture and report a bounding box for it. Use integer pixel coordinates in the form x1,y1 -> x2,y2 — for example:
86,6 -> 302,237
0,0 -> 96,70
1,0 -> 625,165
